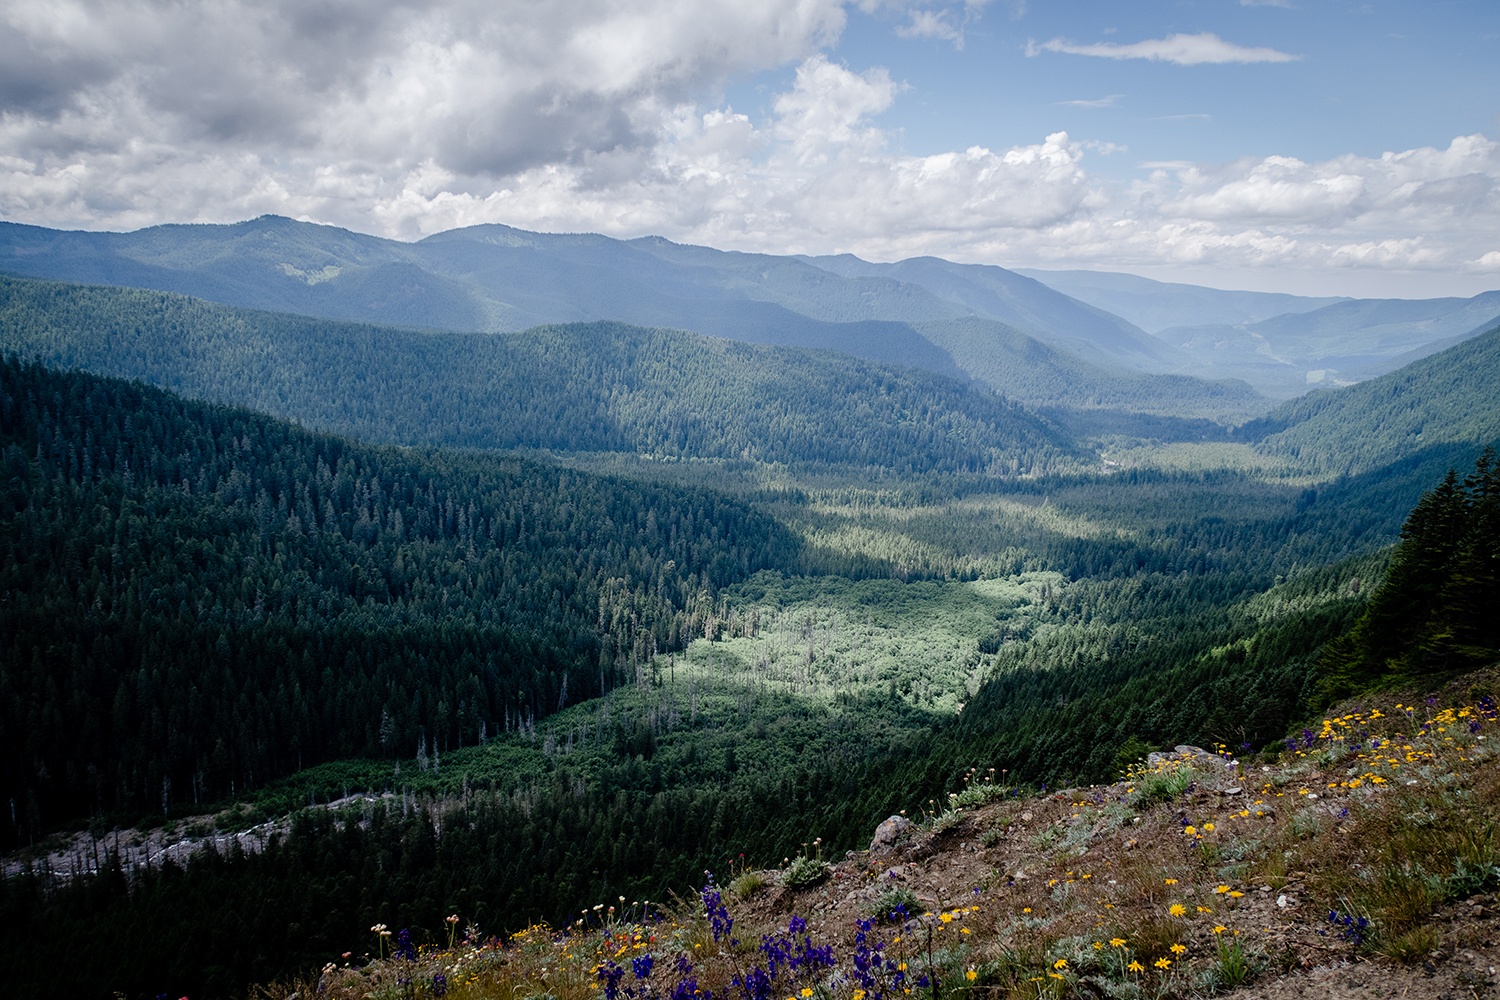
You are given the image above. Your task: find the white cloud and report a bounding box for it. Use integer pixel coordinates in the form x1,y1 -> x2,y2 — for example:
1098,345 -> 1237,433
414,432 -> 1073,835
771,55 -> 900,161
1028,32 -> 1300,65
896,9 -> 963,45
1058,95 -> 1123,108
869,0 -> 990,48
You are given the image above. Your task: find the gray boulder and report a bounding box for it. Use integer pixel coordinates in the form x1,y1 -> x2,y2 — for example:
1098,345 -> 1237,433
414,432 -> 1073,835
871,815 -> 915,851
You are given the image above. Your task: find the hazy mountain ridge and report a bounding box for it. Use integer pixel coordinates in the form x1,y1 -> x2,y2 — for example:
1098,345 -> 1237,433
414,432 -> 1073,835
1015,267 -> 1349,332
911,315 -> 1266,421
1020,267 -> 1500,398
800,254 -> 1182,373
0,217 -> 1268,421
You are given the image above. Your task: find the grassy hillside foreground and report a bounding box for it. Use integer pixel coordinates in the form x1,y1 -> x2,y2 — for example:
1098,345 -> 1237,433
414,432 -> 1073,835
272,670 -> 1500,1000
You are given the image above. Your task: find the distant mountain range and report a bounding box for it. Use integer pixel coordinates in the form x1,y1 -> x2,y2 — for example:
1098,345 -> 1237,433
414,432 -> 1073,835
3,216 -> 1498,418
0,217 -> 1262,420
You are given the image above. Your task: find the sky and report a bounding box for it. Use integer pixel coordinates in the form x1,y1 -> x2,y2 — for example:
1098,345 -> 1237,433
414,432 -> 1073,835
1,0 -> 1498,297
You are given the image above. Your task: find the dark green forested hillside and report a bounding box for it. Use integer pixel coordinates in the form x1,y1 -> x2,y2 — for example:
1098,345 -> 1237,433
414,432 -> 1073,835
1318,449 -> 1500,695
1246,323 -> 1500,474
0,358 -> 804,841
0,275 -> 1083,476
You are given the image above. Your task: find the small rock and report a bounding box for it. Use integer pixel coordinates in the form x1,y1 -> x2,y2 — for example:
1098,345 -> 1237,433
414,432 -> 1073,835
1222,787 -> 1242,795
1277,893 -> 1297,908
1020,812 -> 1033,822
871,815 -> 916,851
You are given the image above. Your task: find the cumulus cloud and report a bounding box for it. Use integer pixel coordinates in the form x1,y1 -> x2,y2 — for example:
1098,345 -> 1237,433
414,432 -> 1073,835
0,0 -> 852,180
1028,32 -> 1300,65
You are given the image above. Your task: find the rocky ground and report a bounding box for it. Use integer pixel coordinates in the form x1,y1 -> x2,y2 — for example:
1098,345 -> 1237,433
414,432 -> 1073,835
0,792 -> 390,880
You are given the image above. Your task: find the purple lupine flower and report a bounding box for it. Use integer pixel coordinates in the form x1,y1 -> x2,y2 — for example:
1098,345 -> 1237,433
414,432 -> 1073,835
599,960 -> 626,1000
701,875 -> 734,943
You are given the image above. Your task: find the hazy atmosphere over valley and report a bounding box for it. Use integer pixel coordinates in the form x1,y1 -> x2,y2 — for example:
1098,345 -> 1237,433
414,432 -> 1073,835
2,2 -> 1500,999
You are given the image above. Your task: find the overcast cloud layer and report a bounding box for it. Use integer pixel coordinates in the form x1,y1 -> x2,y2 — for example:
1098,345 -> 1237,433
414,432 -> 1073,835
1,0 -> 1497,297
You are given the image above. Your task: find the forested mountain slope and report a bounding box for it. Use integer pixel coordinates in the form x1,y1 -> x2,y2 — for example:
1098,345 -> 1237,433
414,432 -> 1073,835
0,358 -> 802,841
0,275 -> 1085,476
1245,323 -> 1500,475
0,219 -> 1267,420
